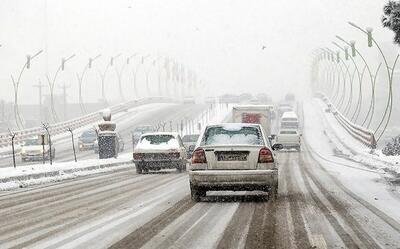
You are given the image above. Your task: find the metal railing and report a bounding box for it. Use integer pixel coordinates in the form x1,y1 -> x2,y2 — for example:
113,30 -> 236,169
317,93 -> 377,149
0,97 -> 179,148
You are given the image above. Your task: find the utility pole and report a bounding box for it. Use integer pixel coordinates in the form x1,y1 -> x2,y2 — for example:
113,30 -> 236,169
33,80 -> 46,122
59,82 -> 71,120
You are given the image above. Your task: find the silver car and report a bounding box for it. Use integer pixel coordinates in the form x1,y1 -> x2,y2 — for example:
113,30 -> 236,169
189,123 -> 282,201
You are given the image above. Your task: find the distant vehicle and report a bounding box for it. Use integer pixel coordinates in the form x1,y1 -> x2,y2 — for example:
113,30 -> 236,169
232,105 -> 272,135
183,96 -> 196,104
275,129 -> 301,151
189,123 -> 283,202
277,103 -> 293,117
94,132 -> 124,153
78,130 -> 97,151
182,134 -> 200,158
133,132 -> 187,174
21,135 -> 55,162
255,93 -> 271,103
219,94 -> 241,103
285,93 -> 295,102
280,111 -> 299,129
132,125 -> 155,147
239,93 -> 253,103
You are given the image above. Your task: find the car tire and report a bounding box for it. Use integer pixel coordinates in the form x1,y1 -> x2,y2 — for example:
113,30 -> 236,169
177,161 -> 186,172
269,183 -> 278,201
190,185 -> 205,202
136,163 -> 143,174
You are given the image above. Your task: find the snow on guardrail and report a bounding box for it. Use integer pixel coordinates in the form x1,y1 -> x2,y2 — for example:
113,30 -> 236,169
315,92 -> 377,149
0,97 -> 179,149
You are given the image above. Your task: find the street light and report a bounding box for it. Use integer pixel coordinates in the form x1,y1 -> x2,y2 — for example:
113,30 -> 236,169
97,54 -> 121,105
115,54 -> 138,102
349,21 -> 400,142
77,54 -> 101,114
336,35 -> 382,129
46,54 -> 76,123
332,42 -> 363,124
11,49 -> 43,129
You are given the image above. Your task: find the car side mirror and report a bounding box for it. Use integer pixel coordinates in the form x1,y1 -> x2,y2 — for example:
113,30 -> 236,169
272,143 -> 283,151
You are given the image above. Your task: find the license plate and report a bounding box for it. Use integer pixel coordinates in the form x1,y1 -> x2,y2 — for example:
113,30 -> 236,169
217,153 -> 247,161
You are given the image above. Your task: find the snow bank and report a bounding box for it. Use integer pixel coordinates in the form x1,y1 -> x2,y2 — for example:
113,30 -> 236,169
306,99 -> 400,175
0,157 -> 133,191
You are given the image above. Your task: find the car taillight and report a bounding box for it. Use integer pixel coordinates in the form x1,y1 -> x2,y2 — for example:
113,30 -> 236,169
191,148 -> 207,164
133,153 -> 144,160
258,147 -> 274,163
169,152 -> 180,159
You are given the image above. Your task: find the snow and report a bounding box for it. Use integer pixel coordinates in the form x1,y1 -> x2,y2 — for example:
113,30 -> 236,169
136,134 -> 180,150
206,134 -> 260,145
303,99 -> 400,223
0,157 -> 133,191
309,98 -> 400,175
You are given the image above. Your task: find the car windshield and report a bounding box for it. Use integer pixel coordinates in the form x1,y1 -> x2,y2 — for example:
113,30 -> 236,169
81,130 -> 96,137
24,139 -> 40,146
280,130 -> 297,135
201,125 -> 263,146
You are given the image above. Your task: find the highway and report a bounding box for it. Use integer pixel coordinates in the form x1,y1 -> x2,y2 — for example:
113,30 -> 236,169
1,148 -> 400,248
1,100 -> 400,249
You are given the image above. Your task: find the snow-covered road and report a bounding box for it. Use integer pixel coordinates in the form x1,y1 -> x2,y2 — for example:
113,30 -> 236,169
1,102 -> 400,249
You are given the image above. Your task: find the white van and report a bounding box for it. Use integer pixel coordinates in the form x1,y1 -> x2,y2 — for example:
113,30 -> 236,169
280,111 -> 299,129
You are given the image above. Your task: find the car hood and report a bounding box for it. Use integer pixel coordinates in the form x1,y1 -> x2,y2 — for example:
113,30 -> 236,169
22,145 -> 47,152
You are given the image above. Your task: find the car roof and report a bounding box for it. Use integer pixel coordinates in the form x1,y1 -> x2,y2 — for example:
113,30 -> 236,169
233,105 -> 270,111
141,132 -> 180,137
205,123 -> 262,129
281,111 -> 298,118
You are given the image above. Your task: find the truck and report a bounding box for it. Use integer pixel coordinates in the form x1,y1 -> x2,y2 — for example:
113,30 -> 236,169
232,105 -> 272,135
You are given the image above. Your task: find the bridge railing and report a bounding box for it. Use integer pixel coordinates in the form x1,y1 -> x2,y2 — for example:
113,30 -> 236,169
316,92 -> 377,149
0,97 -> 179,148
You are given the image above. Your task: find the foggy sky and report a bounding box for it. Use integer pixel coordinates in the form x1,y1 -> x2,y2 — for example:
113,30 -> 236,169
0,0 -> 395,104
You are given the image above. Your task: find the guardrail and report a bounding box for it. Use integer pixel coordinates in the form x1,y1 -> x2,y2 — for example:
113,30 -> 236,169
316,92 -> 377,149
0,97 -> 179,148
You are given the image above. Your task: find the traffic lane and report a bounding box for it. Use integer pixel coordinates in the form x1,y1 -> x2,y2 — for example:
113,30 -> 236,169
58,103 -> 207,162
112,151 -> 400,249
0,103 -> 206,167
5,145 -> 399,248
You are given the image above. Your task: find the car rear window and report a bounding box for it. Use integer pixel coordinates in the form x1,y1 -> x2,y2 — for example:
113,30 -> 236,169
141,135 -> 175,144
201,125 -> 263,146
280,130 -> 297,134
281,117 -> 297,122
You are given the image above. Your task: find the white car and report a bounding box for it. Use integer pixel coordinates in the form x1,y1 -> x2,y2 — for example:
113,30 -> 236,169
189,123 -> 283,202
275,129 -> 301,151
133,132 -> 187,174
21,137 -> 55,162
